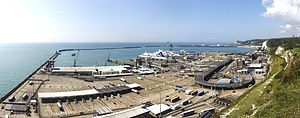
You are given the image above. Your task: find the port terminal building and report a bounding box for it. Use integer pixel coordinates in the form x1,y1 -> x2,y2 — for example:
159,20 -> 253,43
49,65 -> 133,77
38,83 -> 141,103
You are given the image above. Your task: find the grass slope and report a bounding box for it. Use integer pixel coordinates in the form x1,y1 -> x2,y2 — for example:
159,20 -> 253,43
221,56 -> 285,118
254,48 -> 300,118
221,47 -> 300,118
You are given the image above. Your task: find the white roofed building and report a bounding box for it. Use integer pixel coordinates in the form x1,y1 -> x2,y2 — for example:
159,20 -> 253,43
51,65 -> 132,77
255,69 -> 265,74
94,106 -> 151,118
249,63 -> 262,69
38,83 -> 141,103
38,89 -> 100,103
146,104 -> 171,116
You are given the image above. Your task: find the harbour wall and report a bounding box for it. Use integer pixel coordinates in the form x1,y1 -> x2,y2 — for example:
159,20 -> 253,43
0,52 -> 59,102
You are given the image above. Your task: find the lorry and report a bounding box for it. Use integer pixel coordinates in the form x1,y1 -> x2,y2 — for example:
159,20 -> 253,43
180,109 -> 195,117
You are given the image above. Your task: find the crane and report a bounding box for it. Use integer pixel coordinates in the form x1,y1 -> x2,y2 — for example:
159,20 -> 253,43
167,41 -> 174,51
72,50 -> 80,67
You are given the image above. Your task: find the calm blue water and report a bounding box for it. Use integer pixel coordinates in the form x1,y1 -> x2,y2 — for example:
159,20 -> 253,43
0,43 -> 252,98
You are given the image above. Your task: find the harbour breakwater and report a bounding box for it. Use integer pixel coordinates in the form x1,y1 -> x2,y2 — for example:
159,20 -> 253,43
0,52 -> 59,102
57,46 -> 141,52
57,45 -> 237,52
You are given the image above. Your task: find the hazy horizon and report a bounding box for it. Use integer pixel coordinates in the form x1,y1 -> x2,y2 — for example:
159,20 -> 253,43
0,41 -> 238,44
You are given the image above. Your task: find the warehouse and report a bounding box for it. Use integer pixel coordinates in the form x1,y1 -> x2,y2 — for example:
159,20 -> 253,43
94,106 -> 152,118
146,104 -> 171,116
51,65 -> 132,77
38,89 -> 100,103
38,83 -> 141,103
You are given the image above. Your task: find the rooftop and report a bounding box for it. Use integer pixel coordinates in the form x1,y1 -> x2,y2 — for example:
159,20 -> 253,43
38,83 -> 141,99
249,63 -> 262,68
146,104 -> 171,115
94,106 -> 150,118
38,89 -> 99,98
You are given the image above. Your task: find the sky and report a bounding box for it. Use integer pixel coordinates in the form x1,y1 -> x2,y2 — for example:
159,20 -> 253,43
0,0 -> 299,43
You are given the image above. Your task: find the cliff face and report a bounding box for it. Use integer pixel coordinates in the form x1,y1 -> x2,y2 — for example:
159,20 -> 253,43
275,46 -> 293,64
261,40 -> 268,51
275,46 -> 285,55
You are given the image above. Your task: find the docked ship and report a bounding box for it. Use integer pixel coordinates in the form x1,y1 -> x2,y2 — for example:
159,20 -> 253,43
138,49 -> 180,60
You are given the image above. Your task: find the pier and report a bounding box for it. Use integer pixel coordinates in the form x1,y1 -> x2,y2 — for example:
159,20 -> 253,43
58,46 -> 141,52
107,59 -> 135,66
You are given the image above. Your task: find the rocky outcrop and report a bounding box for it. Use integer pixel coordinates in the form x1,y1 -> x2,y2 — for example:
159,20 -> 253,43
275,46 -> 285,55
275,46 -> 294,64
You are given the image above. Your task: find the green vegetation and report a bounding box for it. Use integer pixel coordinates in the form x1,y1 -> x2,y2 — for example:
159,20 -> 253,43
267,37 -> 300,55
219,38 -> 300,118
237,39 -> 267,46
292,47 -> 300,54
218,55 -> 285,118
267,37 -> 300,48
255,48 -> 300,118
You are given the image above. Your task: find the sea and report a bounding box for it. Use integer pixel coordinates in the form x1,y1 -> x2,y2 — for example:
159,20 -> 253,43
0,42 -> 252,98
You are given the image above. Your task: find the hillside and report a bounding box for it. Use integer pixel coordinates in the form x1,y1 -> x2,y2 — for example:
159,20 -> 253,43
254,47 -> 300,117
219,37 -> 300,118
267,37 -> 300,55
236,39 -> 267,46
